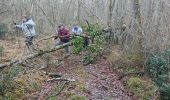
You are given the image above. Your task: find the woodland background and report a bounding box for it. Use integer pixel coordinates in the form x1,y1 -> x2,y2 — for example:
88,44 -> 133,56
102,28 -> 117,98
0,0 -> 170,99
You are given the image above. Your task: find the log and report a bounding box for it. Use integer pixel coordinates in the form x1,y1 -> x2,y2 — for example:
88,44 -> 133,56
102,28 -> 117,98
0,42 -> 72,69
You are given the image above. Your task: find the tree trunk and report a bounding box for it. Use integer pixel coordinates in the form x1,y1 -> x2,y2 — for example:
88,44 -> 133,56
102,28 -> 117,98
107,0 -> 115,43
77,0 -> 81,24
133,0 -> 143,56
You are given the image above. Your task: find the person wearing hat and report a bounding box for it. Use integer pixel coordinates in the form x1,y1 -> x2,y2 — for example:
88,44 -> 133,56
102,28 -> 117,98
15,15 -> 36,51
72,25 -> 89,47
72,25 -> 83,36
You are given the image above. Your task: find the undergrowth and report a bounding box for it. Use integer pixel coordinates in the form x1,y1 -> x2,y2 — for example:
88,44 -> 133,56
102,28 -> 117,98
147,49 -> 170,100
108,46 -> 159,99
72,23 -> 105,64
0,66 -> 23,99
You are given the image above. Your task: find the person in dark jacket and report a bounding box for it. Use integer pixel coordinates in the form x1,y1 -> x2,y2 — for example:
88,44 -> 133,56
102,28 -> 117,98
55,24 -> 70,53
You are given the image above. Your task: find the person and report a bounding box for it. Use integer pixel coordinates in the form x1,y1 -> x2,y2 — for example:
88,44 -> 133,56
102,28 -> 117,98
54,24 -> 70,53
82,32 -> 89,48
15,15 -> 36,51
72,25 -> 89,47
72,25 -> 83,36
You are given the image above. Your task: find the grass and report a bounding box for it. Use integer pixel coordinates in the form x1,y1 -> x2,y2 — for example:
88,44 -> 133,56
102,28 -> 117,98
127,77 -> 159,100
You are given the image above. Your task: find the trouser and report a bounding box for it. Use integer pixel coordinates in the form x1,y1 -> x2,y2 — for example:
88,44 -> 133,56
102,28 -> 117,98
55,40 -> 69,53
25,36 -> 37,51
25,36 -> 34,46
84,37 -> 89,48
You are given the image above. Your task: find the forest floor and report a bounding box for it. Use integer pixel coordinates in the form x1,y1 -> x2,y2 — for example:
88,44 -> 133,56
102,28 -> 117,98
32,55 -> 131,100
0,38 -> 158,100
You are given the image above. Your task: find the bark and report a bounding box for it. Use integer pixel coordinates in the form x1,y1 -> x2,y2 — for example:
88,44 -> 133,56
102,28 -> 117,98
107,0 -> 115,43
133,0 -> 143,55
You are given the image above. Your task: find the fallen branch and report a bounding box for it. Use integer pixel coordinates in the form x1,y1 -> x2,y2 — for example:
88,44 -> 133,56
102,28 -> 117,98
0,42 -> 72,69
118,72 -> 145,80
47,78 -> 76,82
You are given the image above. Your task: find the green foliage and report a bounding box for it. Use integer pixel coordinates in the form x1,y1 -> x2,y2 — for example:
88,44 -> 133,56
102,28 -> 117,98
148,56 -> 168,83
72,36 -> 84,54
0,23 -> 7,38
0,46 -> 4,57
72,24 -> 105,64
147,49 -> 170,99
83,44 -> 103,64
159,84 -> 170,100
83,23 -> 102,38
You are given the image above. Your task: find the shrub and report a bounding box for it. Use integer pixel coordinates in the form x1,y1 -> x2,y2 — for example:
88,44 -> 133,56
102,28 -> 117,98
148,55 -> 168,84
147,49 -> 170,100
72,36 -> 84,54
160,84 -> 170,100
72,24 -> 105,64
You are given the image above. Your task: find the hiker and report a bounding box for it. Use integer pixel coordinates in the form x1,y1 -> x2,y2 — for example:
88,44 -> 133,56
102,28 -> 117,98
72,25 -> 89,47
15,15 -> 36,50
54,24 -> 70,53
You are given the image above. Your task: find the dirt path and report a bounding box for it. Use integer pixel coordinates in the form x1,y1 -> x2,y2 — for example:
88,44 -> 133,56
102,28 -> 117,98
36,56 -> 131,100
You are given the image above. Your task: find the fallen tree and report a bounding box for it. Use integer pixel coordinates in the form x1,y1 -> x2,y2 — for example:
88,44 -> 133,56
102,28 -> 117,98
0,42 -> 72,69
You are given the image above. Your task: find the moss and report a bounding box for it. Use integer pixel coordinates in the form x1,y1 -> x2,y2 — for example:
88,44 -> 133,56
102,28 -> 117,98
70,95 -> 87,100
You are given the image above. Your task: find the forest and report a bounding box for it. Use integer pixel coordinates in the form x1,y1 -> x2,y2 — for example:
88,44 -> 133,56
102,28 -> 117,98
0,0 -> 170,100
